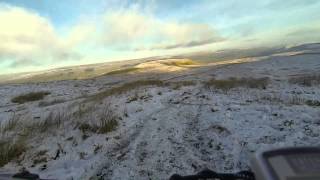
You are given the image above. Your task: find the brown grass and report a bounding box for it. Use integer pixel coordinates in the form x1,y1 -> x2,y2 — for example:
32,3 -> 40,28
18,109 -> 70,137
89,79 -> 198,102
98,104 -> 119,133
1,108 -> 70,137
104,67 -> 140,76
126,92 -> 140,103
78,123 -> 97,134
34,111 -> 66,133
12,91 -> 50,104
205,77 -> 269,91
171,81 -> 196,90
162,59 -> 198,66
76,103 -> 96,119
257,92 -> 319,107
289,74 -> 320,86
78,103 -> 119,134
0,109 -> 70,166
0,114 -> 28,167
305,100 -> 320,107
0,140 -> 26,167
89,79 -> 166,101
38,99 -> 65,107
0,112 -> 20,134
33,157 -> 47,165
260,93 -> 305,105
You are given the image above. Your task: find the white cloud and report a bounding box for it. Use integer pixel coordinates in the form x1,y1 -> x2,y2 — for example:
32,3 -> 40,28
0,6 -> 58,56
65,22 -> 97,48
102,11 -> 154,44
100,11 -> 223,50
155,22 -> 224,49
0,5 -> 81,69
0,5 -> 222,73
0,5 -> 221,60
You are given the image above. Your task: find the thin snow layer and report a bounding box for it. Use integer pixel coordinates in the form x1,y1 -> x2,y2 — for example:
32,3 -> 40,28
0,53 -> 320,180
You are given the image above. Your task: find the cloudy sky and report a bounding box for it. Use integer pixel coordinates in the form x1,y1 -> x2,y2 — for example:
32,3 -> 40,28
0,0 -> 319,74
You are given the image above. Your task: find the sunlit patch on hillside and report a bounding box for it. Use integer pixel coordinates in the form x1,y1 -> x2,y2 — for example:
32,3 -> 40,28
135,59 -> 202,73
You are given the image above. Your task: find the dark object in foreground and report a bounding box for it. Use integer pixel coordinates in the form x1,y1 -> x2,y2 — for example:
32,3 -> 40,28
1,147 -> 320,179
170,169 -> 255,180
12,170 -> 40,180
170,146 -> 320,180
251,146 -> 320,180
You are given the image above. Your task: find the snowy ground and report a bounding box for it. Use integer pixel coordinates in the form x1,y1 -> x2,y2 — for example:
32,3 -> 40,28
0,51 -> 320,179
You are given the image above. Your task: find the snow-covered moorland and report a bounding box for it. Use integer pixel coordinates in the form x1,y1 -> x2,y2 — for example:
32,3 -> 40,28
0,51 -> 320,179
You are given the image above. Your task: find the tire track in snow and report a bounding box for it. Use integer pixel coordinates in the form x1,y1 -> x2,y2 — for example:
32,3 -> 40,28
179,88 -> 214,170
95,94 -> 180,179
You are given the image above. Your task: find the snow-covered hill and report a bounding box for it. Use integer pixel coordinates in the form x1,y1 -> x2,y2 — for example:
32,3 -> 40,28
0,50 -> 319,179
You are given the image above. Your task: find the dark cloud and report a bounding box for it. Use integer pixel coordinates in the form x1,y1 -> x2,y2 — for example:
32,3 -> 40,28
151,37 -> 225,50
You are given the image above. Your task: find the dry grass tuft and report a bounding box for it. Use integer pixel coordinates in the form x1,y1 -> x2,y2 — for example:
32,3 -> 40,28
89,79 -> 198,101
15,109 -> 70,137
78,103 -> 119,134
1,109 -> 70,137
305,100 -> 320,107
78,123 -> 97,134
0,140 -> 26,167
90,79 -> 166,101
260,94 -> 305,105
171,81 -> 196,90
205,77 -> 269,91
0,112 -> 20,134
257,92 -> 319,107
98,104 -> 119,133
75,103 -> 96,119
34,111 -> 68,133
12,91 -> 50,104
289,74 -> 320,86
38,99 -> 65,107
0,108 -> 70,166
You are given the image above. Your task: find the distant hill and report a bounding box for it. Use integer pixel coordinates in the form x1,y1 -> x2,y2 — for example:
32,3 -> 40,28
0,42 -> 317,84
